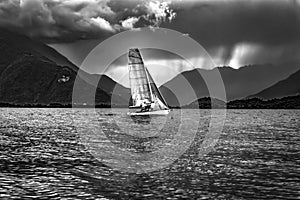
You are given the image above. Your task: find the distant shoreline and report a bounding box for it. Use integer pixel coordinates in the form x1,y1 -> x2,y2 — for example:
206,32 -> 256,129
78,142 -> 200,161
0,103 -> 120,108
1,95 -> 299,109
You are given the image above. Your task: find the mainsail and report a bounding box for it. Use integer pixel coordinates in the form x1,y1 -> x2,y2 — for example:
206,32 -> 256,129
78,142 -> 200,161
128,48 -> 152,107
128,48 -> 168,111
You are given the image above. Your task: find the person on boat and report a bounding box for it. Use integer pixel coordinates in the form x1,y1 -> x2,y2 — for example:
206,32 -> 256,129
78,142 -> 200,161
141,99 -> 151,112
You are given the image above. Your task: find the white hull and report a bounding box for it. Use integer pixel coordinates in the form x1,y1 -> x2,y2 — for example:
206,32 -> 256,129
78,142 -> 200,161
127,109 -> 170,116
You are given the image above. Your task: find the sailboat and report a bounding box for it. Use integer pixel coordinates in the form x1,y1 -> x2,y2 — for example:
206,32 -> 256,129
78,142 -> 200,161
127,48 -> 170,116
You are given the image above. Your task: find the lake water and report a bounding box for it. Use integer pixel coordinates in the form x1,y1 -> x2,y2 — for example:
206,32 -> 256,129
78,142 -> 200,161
0,108 -> 299,199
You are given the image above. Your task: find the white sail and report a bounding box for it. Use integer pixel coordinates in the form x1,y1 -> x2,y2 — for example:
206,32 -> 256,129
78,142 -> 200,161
128,48 -> 152,107
128,48 -> 170,115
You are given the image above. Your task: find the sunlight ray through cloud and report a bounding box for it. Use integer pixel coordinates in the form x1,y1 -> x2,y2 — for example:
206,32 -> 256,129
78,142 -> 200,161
228,43 -> 262,69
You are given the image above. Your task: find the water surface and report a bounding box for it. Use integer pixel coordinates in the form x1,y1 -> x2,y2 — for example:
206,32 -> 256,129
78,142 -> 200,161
0,108 -> 299,199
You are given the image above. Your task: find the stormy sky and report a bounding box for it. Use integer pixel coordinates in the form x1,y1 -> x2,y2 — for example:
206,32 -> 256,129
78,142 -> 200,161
1,0 -> 300,84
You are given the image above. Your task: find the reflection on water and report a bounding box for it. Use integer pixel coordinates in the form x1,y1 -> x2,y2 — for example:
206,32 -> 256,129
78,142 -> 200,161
0,108 -> 299,199
130,115 -> 151,124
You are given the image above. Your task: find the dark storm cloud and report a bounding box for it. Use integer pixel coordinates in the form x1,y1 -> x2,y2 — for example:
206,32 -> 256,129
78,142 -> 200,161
161,0 -> 300,65
0,0 -> 115,42
3,0 -> 298,47
164,0 -> 300,47
0,0 -> 176,43
2,0 -> 299,67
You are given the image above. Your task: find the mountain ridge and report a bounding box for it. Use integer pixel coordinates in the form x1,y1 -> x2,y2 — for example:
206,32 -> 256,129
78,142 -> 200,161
0,28 -> 78,72
0,28 -> 299,107
159,61 -> 300,106
248,69 -> 300,99
0,28 -> 130,105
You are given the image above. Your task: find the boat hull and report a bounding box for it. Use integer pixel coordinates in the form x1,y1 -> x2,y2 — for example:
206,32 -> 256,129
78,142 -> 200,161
127,109 -> 170,116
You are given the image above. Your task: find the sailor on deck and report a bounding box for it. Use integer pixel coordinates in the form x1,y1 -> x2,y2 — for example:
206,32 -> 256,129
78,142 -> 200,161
141,99 -> 151,112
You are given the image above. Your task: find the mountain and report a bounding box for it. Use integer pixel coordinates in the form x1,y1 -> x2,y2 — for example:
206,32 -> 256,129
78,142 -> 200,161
2,27 -> 298,107
0,54 -> 81,104
160,63 -> 300,106
0,28 -> 77,72
249,69 -> 300,99
182,97 -> 226,109
0,53 -> 125,105
0,29 -> 130,106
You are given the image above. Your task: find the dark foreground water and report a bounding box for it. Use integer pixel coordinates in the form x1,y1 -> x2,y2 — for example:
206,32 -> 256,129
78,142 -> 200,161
0,108 -> 299,199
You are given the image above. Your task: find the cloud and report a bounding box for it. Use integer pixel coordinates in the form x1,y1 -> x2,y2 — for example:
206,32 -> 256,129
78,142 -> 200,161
121,16 -> 139,30
90,16 -> 116,32
3,0 -> 299,68
145,0 -> 176,26
0,0 -> 176,42
163,1 -> 300,47
160,0 -> 300,66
